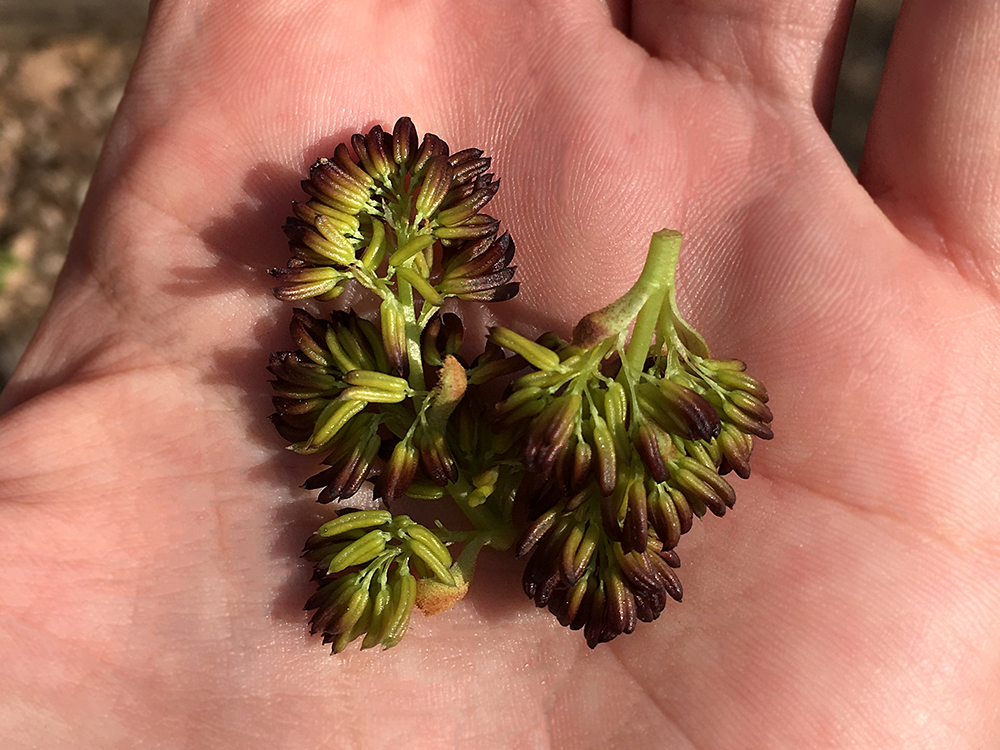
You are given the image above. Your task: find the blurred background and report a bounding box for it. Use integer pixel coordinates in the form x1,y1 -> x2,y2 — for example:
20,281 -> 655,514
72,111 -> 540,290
0,0 -> 902,392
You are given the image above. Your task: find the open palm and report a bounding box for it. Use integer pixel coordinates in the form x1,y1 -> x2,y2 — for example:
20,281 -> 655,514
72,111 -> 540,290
2,1 -> 999,747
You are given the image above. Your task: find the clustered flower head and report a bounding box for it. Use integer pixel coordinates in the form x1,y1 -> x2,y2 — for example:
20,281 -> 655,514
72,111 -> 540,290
268,119 -> 772,652
271,116 -> 516,307
491,230 -> 772,646
302,510 -> 458,652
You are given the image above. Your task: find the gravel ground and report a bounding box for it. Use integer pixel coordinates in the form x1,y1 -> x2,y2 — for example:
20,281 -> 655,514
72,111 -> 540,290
0,0 -> 901,392
0,33 -> 140,382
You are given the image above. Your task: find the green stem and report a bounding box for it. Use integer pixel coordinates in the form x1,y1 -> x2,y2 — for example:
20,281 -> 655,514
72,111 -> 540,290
450,534 -> 489,589
626,284 -> 668,372
573,229 -> 683,349
391,211 -> 429,393
448,479 -> 516,551
658,254 -> 710,359
396,274 -> 427,391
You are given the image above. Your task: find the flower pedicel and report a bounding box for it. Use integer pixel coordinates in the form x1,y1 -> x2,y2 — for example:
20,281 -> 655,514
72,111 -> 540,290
268,117 -> 772,651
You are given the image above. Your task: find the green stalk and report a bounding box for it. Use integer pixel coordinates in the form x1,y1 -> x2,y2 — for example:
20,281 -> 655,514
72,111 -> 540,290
625,284 -> 667,372
395,273 -> 427,391
448,479 -> 516,551
573,229 -> 683,349
656,233 -> 710,358
390,211 -> 429,393
452,536 -> 488,584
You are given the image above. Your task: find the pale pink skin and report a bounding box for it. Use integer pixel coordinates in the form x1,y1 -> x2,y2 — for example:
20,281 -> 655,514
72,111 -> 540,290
2,1 -> 1000,747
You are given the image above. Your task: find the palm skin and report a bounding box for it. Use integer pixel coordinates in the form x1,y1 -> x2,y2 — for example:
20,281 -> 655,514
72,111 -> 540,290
2,0 -> 999,746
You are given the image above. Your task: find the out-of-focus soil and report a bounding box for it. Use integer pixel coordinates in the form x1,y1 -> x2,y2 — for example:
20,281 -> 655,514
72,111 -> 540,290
0,33 -> 140,382
0,0 -> 901,391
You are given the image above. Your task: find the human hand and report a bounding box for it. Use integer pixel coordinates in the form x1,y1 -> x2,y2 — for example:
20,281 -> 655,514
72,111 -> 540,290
1,1 -> 998,746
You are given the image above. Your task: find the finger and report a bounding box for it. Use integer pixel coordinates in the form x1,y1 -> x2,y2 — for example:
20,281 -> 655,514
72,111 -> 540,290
860,1 -> 1000,289
601,0 -> 631,33
628,0 -> 855,119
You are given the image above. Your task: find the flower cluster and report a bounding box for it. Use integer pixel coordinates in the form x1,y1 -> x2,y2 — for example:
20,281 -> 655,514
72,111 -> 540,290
269,119 -> 527,653
270,116 -> 517,306
267,121 -> 773,652
492,230 -> 772,647
303,510 -> 456,652
268,117 -> 524,505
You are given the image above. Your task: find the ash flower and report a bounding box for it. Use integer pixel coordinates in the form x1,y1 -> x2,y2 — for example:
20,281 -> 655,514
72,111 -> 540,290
269,262 -> 348,302
270,122 -> 526,531
269,309 -> 407,454
270,117 -> 516,312
270,308 -> 419,507
268,117 -> 771,653
271,308 -> 491,507
493,229 -> 773,646
421,312 -> 464,368
303,510 -> 457,653
437,232 -> 519,303
302,413 -> 381,502
518,504 -> 684,648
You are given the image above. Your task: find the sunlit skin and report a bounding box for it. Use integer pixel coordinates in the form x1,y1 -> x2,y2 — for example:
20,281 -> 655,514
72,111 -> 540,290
2,1 -> 999,746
